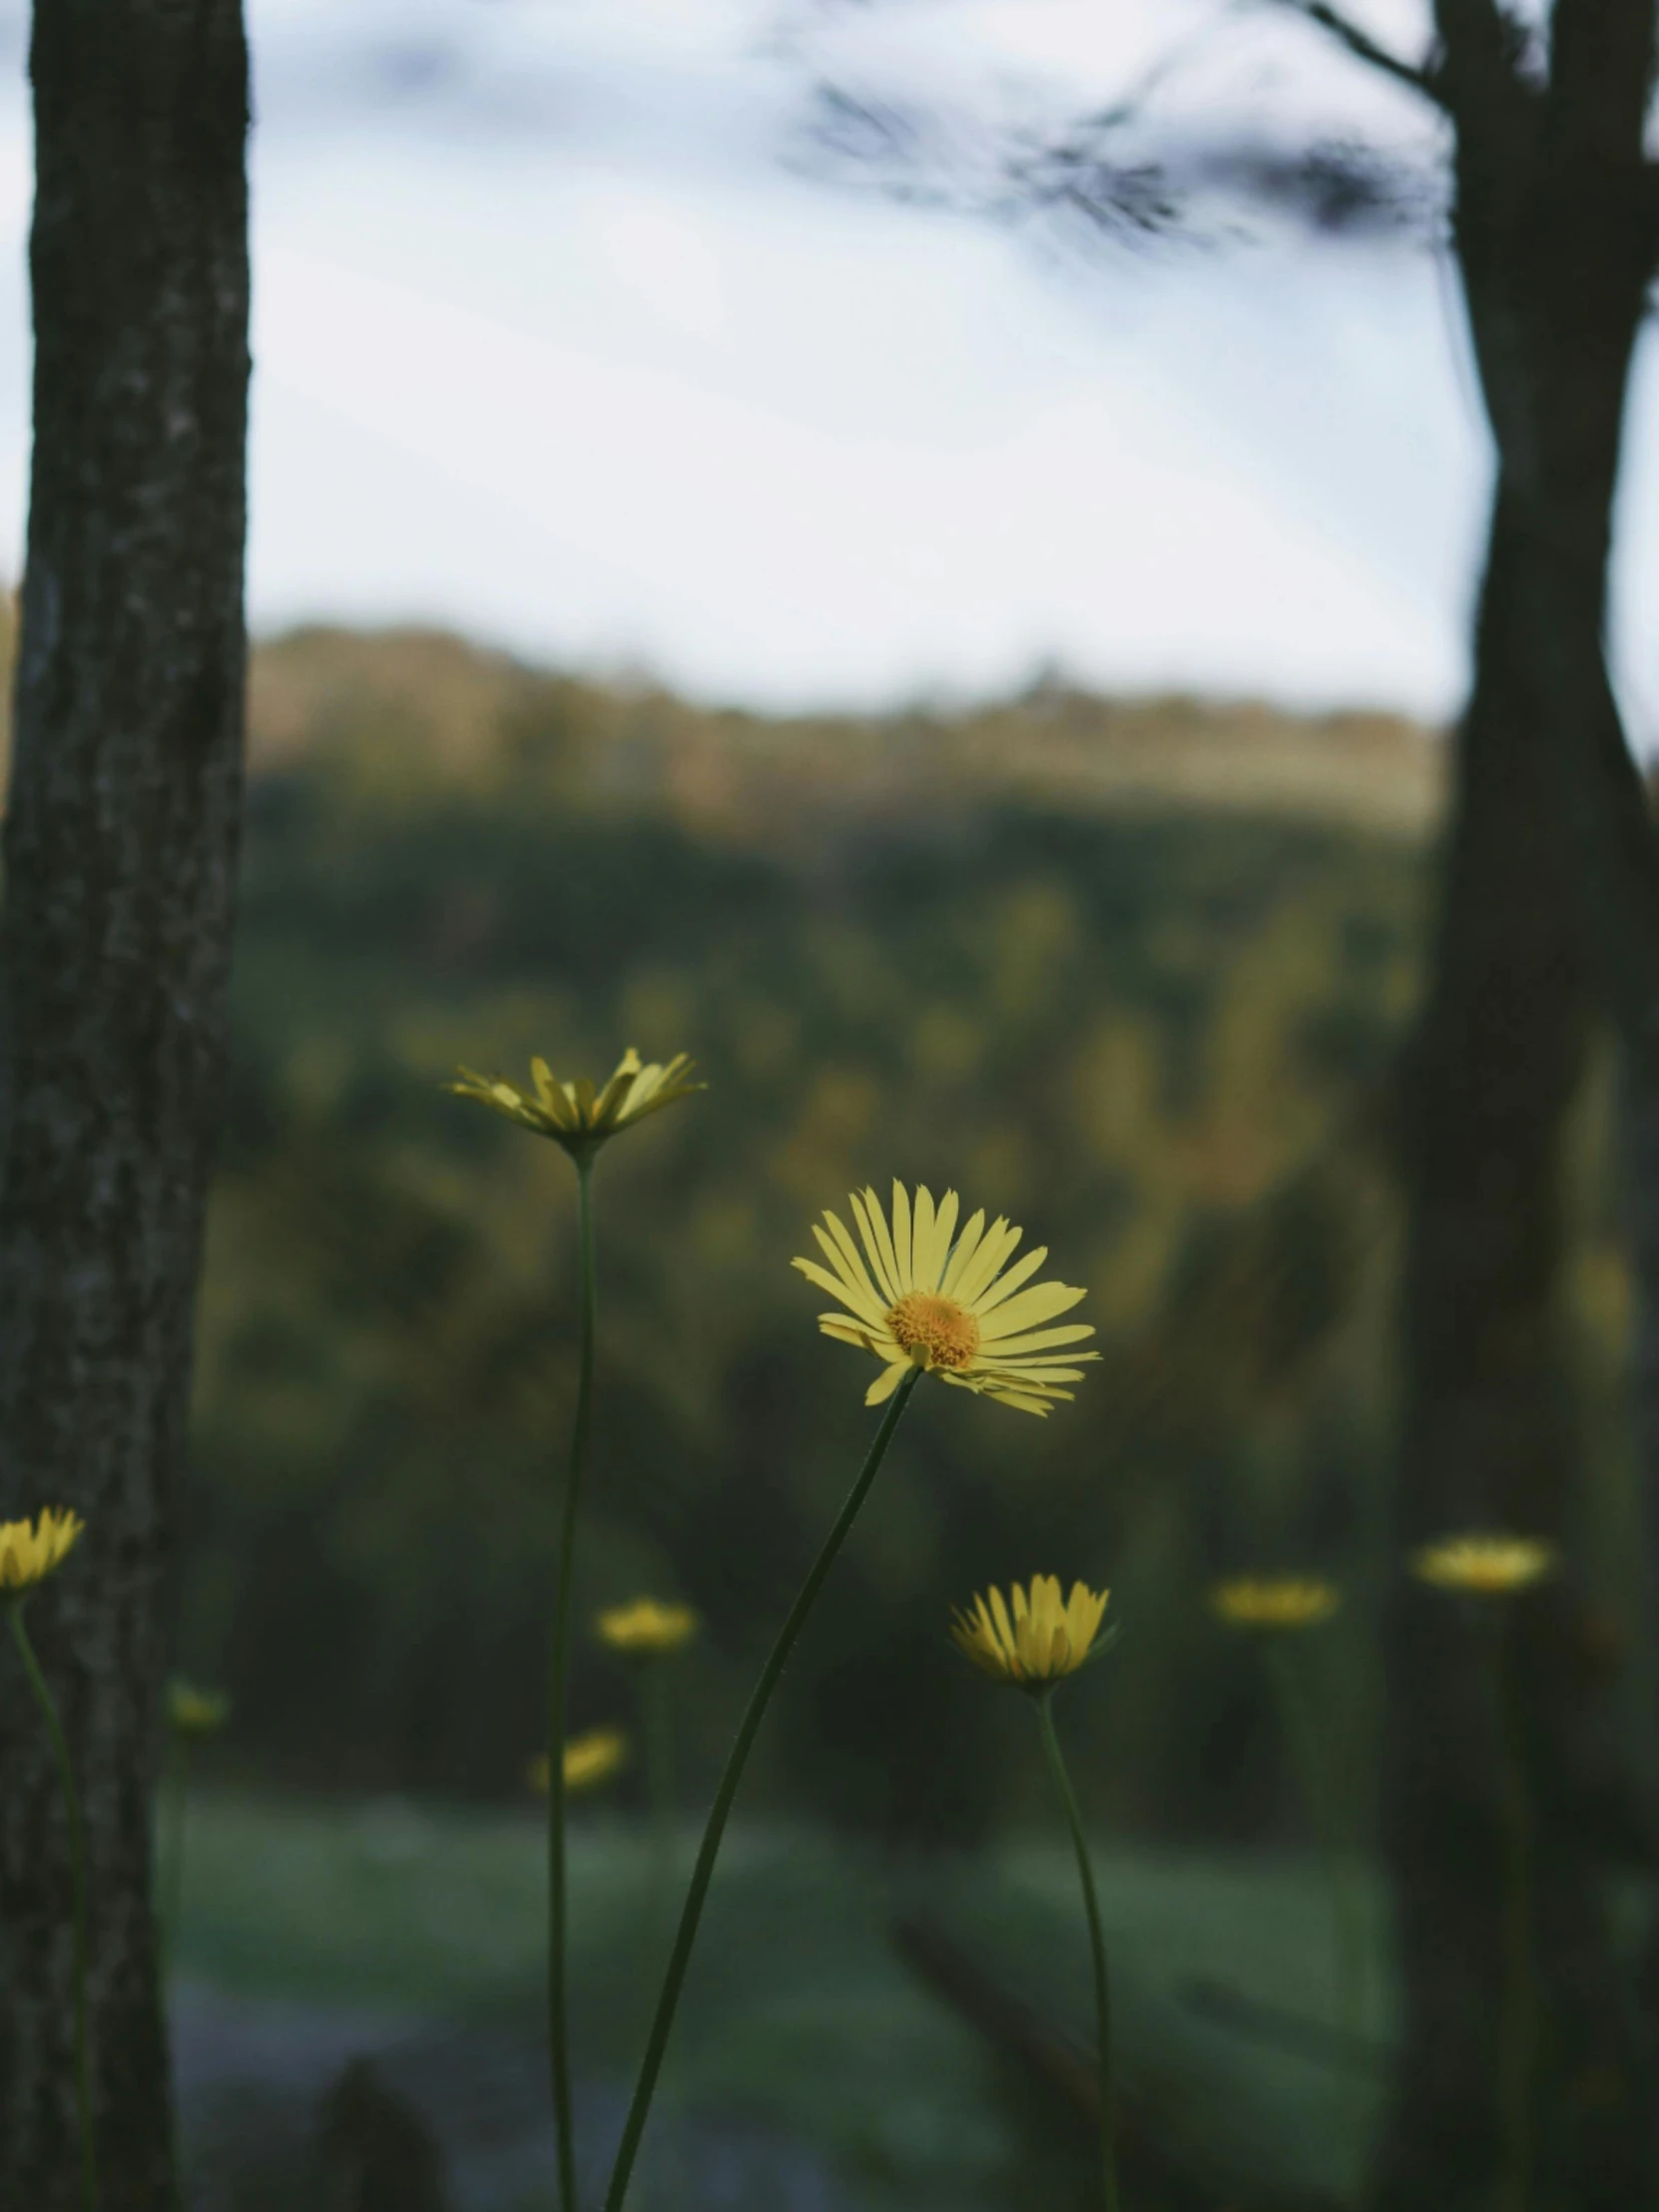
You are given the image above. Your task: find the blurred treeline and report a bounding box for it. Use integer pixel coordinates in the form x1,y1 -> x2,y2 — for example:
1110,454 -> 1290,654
174,628 -> 1634,1848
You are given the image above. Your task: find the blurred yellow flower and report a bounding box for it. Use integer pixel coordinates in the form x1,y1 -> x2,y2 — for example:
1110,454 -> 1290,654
0,1507 -> 83,1595
596,1598 -> 700,1658
1209,1577 -> 1341,1632
952,1575 -> 1111,1690
794,1181 -> 1098,1415
1411,1533 -> 1557,1597
167,1680 -> 231,1739
449,1047 -> 702,1156
528,1727 -> 630,1797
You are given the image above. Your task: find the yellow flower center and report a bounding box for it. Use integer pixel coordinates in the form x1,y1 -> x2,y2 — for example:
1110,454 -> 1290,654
886,1292 -> 980,1371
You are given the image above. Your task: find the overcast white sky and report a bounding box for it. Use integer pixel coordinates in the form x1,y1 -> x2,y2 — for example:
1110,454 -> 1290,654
0,0 -> 1654,729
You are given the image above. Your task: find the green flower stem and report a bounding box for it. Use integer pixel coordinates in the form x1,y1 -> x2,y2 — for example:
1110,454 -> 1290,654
1487,1614 -> 1537,2212
9,1600 -> 99,2212
637,1660 -> 678,2212
1264,1638 -> 1365,2050
641,1660 -> 676,1950
1037,1689 -> 1120,2212
548,1148 -> 599,2212
602,1369 -> 921,2212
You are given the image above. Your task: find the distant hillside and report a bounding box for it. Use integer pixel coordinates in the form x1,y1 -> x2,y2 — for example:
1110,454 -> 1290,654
0,609 -> 1442,837
247,625 -> 1445,844
191,613 -> 1458,1824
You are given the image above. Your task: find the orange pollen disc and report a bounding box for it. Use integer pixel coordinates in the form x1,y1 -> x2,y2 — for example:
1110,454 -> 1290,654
885,1292 -> 980,1371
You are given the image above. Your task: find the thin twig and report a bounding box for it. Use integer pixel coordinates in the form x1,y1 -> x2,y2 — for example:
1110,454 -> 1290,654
1278,0 -> 1446,106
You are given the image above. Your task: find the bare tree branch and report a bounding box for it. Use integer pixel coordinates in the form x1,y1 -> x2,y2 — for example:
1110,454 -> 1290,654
1431,0 -> 1541,124
1547,0 -> 1656,165
1280,0 -> 1448,108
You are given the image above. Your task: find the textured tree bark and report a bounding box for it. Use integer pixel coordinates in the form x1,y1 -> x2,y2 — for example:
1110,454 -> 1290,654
1378,509 -> 1655,2212
1376,4 -> 1659,2204
0,5 -> 250,2207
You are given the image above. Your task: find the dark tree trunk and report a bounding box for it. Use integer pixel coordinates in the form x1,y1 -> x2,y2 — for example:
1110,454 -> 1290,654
1623,1060 -> 1659,1794
1377,4 -> 1659,2204
0,5 -> 250,2207
1378,510 -> 1653,2212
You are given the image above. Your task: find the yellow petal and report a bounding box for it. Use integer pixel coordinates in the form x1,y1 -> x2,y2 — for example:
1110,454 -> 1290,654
804,1236 -> 886,1326
977,1280 -> 1087,1340
864,1360 -> 910,1406
817,1314 -> 885,1348
890,1181 -> 912,1290
980,1363 -> 1093,1387
974,1322 -> 1095,1358
922,1189 -> 960,1292
620,1055 -> 704,1126
817,1216 -> 888,1322
979,1385 -> 1058,1414
939,1208 -> 986,1297
952,1218 -> 1022,1308
911,1186 -> 936,1290
971,1244 -> 1051,1317
978,1345 -> 1101,1368
988,1584 -> 1019,1669
794,1254 -> 875,1317
1029,1574 -> 1063,1636
1067,1582 -> 1109,1653
853,1188 -> 901,1306
593,1050 -> 644,1126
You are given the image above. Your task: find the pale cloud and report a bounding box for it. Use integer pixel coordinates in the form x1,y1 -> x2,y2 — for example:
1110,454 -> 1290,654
0,0 -> 1653,727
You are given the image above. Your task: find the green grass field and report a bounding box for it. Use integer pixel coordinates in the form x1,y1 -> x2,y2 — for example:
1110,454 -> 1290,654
174,1791 -> 1395,2209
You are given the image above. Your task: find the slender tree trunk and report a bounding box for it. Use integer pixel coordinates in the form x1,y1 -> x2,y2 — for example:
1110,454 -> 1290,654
1377,9 -> 1659,2199
0,6 -> 251,2207
1623,1056 -> 1659,1762
1378,499 -> 1654,2211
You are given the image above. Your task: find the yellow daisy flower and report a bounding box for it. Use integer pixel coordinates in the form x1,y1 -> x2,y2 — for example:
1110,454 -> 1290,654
527,1727 -> 630,1797
449,1047 -> 702,1156
793,1181 -> 1099,1414
1411,1533 -> 1557,1597
167,1680 -> 231,1740
596,1598 -> 700,1658
0,1507 -> 83,1595
1209,1577 -> 1341,1632
951,1575 -> 1111,1690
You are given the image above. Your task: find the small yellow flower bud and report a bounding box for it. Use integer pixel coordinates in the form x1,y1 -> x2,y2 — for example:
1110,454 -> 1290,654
951,1575 -> 1112,1691
449,1048 -> 701,1157
596,1599 -> 700,1659
527,1727 -> 630,1798
0,1507 -> 83,1596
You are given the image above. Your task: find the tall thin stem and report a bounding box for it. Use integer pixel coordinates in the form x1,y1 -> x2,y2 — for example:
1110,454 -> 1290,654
548,1149 -> 598,2212
602,1370 -> 920,2212
9,1602 -> 99,2212
1036,1690 -> 1120,2212
1488,1614 -> 1536,2212
641,1661 -> 676,1952
1265,1638 -> 1365,2049
636,1660 -> 678,2212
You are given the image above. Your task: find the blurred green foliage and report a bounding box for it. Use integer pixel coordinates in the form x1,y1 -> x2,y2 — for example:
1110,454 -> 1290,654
181,630 -> 1631,1845
176,1792 -> 1390,2211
